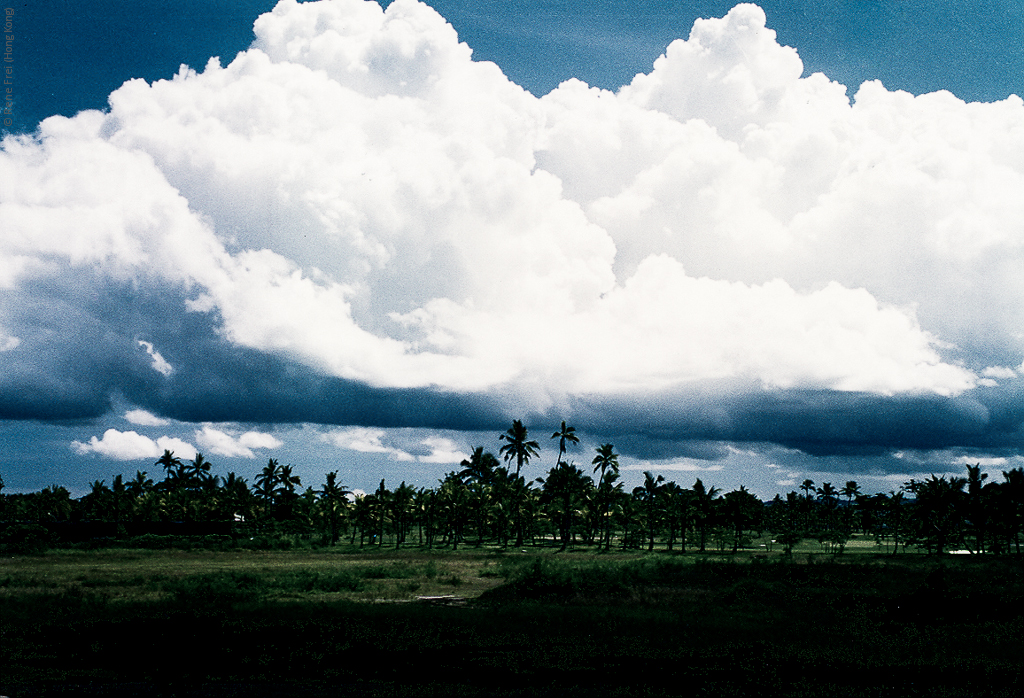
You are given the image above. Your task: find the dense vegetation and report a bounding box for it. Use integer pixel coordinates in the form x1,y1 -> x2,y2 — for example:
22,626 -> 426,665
2,421 -> 1022,557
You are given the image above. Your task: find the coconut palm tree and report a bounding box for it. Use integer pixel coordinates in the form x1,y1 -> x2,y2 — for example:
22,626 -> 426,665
906,475 -> 966,554
964,464 -> 990,554
633,471 -> 666,551
592,444 -> 621,550
254,458 -> 282,523
498,420 -> 540,478
459,447 -> 499,486
550,421 -> 580,467
999,467 -> 1024,554
183,453 -> 213,489
156,450 -> 185,489
722,486 -> 762,552
692,478 -> 721,553
537,461 -> 591,551
841,480 -> 861,528
318,471 -> 352,545
390,481 -> 416,549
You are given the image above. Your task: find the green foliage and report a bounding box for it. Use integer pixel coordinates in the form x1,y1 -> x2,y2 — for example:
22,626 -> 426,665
163,571 -> 265,612
0,523 -> 53,554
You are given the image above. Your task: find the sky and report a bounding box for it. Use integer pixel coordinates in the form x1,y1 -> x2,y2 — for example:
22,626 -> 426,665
3,0 -> 1024,498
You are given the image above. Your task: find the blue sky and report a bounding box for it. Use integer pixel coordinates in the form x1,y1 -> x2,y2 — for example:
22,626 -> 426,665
3,0 -> 1024,497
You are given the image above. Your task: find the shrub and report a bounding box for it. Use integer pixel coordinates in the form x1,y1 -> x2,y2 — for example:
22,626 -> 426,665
163,571 -> 266,612
0,523 -> 53,555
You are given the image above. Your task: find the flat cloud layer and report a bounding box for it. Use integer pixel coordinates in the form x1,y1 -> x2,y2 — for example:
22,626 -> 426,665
3,0 -> 1024,465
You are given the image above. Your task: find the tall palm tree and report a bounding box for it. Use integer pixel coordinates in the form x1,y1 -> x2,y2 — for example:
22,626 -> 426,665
964,464 -> 989,554
841,480 -> 861,528
459,447 -> 499,485
692,478 -> 721,553
498,420 -> 540,478
221,472 -> 253,524
722,486 -> 762,552
550,421 -> 580,467
592,444 -> 621,550
318,471 -> 352,545
633,471 -> 666,551
254,458 -> 282,523
156,450 -> 184,489
537,461 -> 591,551
999,467 -> 1024,554
183,453 -> 212,487
390,481 -> 416,549
906,475 -> 967,554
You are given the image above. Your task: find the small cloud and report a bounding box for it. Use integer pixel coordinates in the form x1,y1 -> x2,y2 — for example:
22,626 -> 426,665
195,425 -> 283,458
953,455 -> 1007,467
124,409 -> 170,426
138,340 -> 173,377
0,329 -> 19,352
776,479 -> 797,487
323,427 -> 416,461
982,366 -> 1017,379
416,436 -> 470,464
623,463 -> 724,472
73,429 -> 196,460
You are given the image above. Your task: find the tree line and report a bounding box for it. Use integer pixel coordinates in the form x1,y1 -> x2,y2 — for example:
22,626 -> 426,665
2,420 -> 1022,555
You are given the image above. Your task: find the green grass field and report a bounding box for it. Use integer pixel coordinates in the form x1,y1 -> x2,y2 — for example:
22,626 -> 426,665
2,545 -> 1022,697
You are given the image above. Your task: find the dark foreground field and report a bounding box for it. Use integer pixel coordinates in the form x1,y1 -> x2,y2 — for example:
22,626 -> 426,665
2,548 -> 1022,697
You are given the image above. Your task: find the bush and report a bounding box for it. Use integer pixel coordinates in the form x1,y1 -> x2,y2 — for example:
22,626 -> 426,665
163,571 -> 266,612
0,523 -> 53,555
270,569 -> 365,593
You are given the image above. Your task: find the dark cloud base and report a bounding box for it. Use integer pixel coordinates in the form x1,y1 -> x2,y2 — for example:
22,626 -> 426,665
3,275 -> 1024,469
574,383 -> 1024,461
0,274 -> 508,431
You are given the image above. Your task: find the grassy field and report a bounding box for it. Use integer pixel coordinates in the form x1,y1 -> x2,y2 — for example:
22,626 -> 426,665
2,544 -> 1022,697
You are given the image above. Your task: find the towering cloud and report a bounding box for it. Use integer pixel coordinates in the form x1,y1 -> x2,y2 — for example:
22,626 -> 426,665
2,0 -> 1023,465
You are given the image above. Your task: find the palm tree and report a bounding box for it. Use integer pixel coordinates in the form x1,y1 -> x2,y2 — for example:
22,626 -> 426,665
254,458 -> 282,523
183,453 -> 213,489
665,484 -> 694,552
841,480 -> 861,528
906,475 -> 966,554
436,473 -> 471,550
537,461 -> 591,551
550,421 -> 580,467
498,420 -> 540,478
221,472 -> 253,524
459,447 -> 499,486
999,467 -> 1024,554
885,490 -> 907,555
633,471 -> 666,551
318,471 -> 352,545
964,464 -> 989,554
156,450 -> 184,488
692,478 -> 721,553
390,481 -> 416,549
722,486 -> 762,552
592,444 -> 621,550
85,479 -> 111,521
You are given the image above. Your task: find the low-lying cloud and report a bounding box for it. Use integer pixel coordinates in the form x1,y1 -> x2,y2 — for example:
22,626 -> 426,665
4,0 -> 1024,470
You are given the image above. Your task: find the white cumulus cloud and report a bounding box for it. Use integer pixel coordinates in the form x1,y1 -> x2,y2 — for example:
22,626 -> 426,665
5,0 -> 1024,419
324,426 -> 469,463
72,429 -> 197,461
195,425 -> 284,458
124,409 -> 170,426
